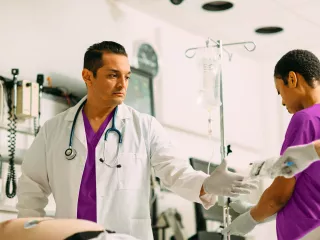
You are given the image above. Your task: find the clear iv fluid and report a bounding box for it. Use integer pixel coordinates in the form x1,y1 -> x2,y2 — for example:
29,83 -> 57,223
197,54 -> 221,111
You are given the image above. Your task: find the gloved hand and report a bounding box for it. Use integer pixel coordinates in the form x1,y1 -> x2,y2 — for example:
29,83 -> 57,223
221,210 -> 257,236
270,142 -> 319,178
203,159 -> 259,198
229,200 -> 276,223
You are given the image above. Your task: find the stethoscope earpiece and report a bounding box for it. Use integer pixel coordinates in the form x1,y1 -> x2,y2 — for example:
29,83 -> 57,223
99,158 -> 122,168
65,147 -> 77,160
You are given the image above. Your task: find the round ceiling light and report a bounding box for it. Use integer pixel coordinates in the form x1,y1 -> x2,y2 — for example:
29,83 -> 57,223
255,26 -> 283,34
202,1 -> 234,11
170,0 -> 184,5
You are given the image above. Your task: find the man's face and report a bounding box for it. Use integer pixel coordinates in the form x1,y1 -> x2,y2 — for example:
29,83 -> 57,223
84,53 -> 131,106
274,77 -> 303,114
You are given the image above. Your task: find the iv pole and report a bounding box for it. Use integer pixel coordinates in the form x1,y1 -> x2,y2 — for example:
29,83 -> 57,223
185,38 -> 256,240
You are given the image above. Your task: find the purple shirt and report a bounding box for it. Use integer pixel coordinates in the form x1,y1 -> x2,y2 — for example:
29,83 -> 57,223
76,109 -> 114,222
276,104 -> 320,240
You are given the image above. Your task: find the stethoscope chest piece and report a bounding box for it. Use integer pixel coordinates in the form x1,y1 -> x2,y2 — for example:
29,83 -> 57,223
65,147 -> 77,160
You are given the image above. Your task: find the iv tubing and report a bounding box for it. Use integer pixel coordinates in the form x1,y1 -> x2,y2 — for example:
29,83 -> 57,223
207,109 -> 214,175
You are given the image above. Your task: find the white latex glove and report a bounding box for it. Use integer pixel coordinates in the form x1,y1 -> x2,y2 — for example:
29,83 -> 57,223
93,232 -> 140,240
270,143 -> 319,178
229,200 -> 276,223
221,210 -> 257,236
203,159 -> 259,197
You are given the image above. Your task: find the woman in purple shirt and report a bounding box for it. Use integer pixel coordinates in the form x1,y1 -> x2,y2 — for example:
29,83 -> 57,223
222,49 -> 320,239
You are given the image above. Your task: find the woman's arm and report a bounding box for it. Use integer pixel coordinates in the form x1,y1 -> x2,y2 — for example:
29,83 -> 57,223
250,176 -> 296,221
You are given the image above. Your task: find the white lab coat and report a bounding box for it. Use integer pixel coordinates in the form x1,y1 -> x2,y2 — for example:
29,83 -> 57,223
16,96 -> 214,240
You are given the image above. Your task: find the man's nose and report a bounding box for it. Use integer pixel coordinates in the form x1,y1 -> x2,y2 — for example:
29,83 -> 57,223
117,76 -> 126,87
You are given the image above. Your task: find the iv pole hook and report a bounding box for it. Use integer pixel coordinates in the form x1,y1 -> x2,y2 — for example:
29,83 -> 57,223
243,41 -> 256,52
185,47 -> 197,58
184,40 -> 256,59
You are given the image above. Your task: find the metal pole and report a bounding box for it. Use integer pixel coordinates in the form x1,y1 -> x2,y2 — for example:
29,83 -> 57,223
184,38 -> 256,240
217,40 -> 231,240
218,42 -> 226,158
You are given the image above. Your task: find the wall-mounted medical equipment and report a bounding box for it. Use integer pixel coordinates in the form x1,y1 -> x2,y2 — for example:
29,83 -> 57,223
0,154 -> 3,202
185,39 -> 256,240
34,74 -> 44,136
16,80 -> 39,119
3,69 -> 19,199
0,69 -> 42,198
0,81 -> 4,124
0,69 -> 82,199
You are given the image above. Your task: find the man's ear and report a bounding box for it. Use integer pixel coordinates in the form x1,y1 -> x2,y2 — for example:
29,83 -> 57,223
287,71 -> 298,88
82,69 -> 93,87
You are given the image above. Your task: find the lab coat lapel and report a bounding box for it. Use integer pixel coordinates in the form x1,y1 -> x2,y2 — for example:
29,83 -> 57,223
64,96 -> 87,148
73,114 -> 87,147
115,104 -> 128,133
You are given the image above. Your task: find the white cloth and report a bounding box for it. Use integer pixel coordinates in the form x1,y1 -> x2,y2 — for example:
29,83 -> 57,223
203,159 -> 258,197
93,232 -> 139,240
16,96 -> 214,240
270,142 -> 319,178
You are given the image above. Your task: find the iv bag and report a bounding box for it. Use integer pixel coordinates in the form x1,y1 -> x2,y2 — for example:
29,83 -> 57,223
197,46 -> 221,111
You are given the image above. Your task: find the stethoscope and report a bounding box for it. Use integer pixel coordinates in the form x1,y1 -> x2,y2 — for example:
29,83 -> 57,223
64,99 -> 123,168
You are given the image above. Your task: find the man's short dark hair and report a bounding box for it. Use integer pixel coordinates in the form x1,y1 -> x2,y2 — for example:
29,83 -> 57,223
84,41 -> 128,77
274,49 -> 320,87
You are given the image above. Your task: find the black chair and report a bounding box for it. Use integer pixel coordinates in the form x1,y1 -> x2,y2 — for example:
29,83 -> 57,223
188,157 -> 245,240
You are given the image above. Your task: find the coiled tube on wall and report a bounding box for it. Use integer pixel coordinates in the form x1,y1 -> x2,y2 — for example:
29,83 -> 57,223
5,79 -> 17,198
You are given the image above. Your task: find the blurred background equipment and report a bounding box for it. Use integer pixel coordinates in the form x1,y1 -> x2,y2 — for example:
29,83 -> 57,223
0,68 -> 82,199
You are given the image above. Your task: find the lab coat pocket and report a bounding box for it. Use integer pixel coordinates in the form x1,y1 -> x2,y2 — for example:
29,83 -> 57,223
117,153 -> 147,190
130,218 -> 152,240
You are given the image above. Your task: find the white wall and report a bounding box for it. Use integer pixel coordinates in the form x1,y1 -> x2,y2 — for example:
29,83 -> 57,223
0,0 -> 285,239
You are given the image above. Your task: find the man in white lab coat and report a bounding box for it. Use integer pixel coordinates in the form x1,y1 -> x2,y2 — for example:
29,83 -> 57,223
16,41 -> 258,240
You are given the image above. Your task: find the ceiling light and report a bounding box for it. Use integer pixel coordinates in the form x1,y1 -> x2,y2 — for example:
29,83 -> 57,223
255,26 -> 283,34
170,0 -> 184,5
202,1 -> 234,11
